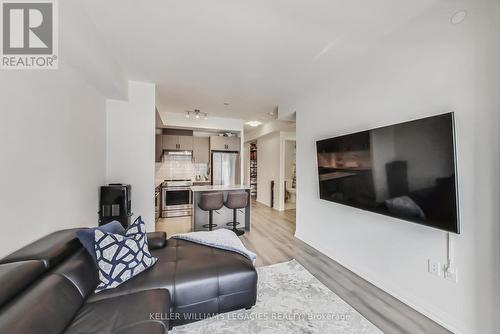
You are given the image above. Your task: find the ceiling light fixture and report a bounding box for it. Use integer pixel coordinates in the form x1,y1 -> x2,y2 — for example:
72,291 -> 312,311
186,109 -> 208,120
451,10 -> 467,25
246,121 -> 262,127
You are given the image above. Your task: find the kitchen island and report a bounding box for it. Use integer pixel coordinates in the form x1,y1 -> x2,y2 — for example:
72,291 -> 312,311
191,185 -> 251,232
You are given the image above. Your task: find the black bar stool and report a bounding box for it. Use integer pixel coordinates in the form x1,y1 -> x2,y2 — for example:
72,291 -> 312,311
225,191 -> 248,236
198,192 -> 224,231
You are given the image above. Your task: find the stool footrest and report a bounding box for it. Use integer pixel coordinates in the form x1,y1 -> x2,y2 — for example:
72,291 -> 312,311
202,224 -> 218,228
226,222 -> 241,226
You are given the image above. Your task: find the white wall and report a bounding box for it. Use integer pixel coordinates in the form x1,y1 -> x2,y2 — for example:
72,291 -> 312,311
106,82 -> 156,232
245,120 -> 295,142
293,1 -> 499,333
242,142 -> 251,186
0,0 -> 129,257
256,131 -> 296,211
256,132 -> 281,208
278,132 -> 297,210
61,1 -> 127,100
0,67 -> 107,257
284,140 -> 296,180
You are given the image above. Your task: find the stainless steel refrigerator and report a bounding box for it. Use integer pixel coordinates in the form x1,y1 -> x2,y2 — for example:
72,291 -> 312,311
211,152 -> 240,186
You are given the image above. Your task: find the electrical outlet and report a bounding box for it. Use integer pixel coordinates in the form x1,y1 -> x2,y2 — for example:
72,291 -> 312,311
428,260 -> 441,277
444,266 -> 458,283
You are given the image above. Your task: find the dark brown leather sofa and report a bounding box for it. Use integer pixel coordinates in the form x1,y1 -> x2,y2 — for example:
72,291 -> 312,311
0,228 -> 257,334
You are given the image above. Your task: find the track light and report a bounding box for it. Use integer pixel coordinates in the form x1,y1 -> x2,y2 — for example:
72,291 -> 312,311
186,109 -> 208,120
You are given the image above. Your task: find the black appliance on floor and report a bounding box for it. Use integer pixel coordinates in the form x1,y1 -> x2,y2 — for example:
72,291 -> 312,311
99,184 -> 132,228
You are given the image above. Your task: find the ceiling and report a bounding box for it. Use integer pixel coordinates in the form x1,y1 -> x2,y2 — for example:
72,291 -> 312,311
78,0 -> 438,121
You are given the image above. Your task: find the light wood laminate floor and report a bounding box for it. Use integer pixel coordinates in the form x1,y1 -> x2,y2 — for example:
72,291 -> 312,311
241,200 -> 452,334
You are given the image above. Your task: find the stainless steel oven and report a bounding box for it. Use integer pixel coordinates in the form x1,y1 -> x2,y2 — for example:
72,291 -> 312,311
161,180 -> 192,218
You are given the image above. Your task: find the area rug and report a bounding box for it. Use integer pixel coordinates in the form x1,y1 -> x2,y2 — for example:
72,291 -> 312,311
171,260 -> 382,333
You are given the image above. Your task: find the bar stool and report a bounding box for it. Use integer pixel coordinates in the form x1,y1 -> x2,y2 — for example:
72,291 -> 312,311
198,192 -> 224,231
225,191 -> 249,236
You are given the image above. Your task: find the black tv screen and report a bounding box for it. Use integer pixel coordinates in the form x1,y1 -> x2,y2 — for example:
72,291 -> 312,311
316,113 -> 460,233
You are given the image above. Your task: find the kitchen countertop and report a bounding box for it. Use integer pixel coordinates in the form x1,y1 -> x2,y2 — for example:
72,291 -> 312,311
190,185 -> 251,192
155,180 -> 210,188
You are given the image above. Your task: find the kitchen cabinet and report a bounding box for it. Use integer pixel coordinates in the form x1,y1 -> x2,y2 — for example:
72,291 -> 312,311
226,136 -> 240,151
155,134 -> 163,162
162,135 -> 178,150
163,135 -> 193,151
177,135 -> 193,150
210,136 -> 240,152
193,137 -> 210,164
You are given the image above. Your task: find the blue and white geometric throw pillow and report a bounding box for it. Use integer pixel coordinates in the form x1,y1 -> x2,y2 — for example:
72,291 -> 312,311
94,216 -> 157,292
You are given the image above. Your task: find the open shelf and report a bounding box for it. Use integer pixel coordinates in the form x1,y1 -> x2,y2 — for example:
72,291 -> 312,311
250,143 -> 257,196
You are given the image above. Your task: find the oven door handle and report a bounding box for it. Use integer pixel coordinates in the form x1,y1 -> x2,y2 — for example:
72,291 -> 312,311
164,187 -> 191,191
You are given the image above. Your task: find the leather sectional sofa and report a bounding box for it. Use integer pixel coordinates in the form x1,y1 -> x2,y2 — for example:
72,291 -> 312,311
0,228 -> 257,333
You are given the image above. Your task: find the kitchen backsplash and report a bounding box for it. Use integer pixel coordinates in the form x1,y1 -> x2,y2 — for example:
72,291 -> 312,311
194,163 -> 208,179
155,154 -> 208,181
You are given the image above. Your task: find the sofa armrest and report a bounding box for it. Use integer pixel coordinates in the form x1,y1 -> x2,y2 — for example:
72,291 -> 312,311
147,232 -> 167,250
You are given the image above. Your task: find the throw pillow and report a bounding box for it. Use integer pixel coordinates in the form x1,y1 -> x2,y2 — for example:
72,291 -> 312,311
94,216 -> 157,292
76,221 -> 125,262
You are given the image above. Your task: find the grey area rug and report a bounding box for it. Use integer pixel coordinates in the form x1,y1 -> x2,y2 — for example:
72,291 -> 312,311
171,260 -> 382,333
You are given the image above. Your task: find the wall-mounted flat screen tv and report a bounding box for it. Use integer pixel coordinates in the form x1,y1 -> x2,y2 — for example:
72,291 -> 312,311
316,113 -> 460,233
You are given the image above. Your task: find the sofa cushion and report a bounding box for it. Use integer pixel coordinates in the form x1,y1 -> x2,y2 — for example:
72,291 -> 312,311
76,221 -> 125,262
94,217 -> 157,292
64,289 -> 170,334
0,228 -> 83,269
0,260 -> 46,307
0,274 -> 84,334
87,239 -> 257,326
54,249 -> 98,299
